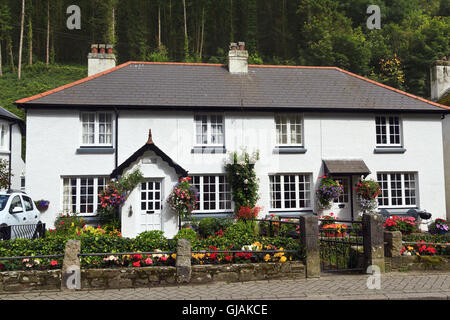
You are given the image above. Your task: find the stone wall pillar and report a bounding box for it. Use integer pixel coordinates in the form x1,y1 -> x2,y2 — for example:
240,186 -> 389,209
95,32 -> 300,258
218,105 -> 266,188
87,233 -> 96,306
362,213 -> 385,273
299,214 -> 320,278
384,231 -> 403,257
175,239 -> 191,283
61,240 -> 81,291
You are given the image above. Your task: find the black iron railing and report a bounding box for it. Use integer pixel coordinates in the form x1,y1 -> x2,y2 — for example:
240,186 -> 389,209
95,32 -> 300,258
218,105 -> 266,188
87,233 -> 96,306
0,223 -> 46,240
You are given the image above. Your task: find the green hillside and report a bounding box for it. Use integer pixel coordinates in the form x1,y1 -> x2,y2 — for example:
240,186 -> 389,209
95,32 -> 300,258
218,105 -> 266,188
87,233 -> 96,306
0,62 -> 87,119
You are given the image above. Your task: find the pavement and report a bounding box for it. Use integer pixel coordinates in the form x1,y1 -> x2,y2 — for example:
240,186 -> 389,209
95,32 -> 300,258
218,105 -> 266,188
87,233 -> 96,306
0,271 -> 449,300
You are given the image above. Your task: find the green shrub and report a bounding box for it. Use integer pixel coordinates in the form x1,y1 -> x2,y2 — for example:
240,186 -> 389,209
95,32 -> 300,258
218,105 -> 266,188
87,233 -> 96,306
174,228 -> 197,242
134,230 -> 168,251
198,217 -> 233,238
53,213 -> 86,236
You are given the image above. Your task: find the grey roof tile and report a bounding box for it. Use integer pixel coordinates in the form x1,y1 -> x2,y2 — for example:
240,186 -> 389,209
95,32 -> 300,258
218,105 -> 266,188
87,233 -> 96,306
17,63 -> 448,112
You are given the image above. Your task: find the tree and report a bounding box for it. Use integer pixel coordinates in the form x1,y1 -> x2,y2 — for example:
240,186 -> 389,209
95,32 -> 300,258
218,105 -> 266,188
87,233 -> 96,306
18,0 -> 25,79
46,0 -> 50,67
0,2 -> 13,76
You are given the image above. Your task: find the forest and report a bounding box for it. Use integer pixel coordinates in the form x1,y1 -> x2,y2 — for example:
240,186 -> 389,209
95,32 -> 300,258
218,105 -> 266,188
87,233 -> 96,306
0,0 -> 449,118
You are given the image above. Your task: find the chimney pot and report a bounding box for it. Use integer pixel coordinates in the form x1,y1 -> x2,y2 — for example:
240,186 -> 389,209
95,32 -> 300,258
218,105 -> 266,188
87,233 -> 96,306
88,44 -> 116,77
106,44 -> 114,54
91,44 -> 98,54
230,42 -> 238,50
238,42 -> 245,50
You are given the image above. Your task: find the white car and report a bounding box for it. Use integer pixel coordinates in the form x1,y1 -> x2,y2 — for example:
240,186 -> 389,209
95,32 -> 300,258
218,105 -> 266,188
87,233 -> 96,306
0,190 -> 42,240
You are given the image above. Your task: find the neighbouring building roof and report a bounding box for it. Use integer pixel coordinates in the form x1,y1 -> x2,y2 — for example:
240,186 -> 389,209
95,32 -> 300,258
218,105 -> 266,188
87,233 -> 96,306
15,62 -> 449,113
0,106 -> 24,123
111,130 -> 188,179
323,159 -> 371,176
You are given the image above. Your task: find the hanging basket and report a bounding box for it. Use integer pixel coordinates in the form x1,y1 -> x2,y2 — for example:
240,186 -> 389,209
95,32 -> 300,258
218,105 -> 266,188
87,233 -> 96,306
35,200 -> 50,212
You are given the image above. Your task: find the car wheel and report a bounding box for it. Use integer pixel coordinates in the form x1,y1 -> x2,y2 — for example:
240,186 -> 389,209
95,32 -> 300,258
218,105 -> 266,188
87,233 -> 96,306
0,224 -> 11,241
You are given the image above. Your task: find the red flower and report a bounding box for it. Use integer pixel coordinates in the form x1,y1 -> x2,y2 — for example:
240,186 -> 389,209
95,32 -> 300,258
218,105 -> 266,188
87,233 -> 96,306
225,256 -> 232,261
132,261 -> 141,267
50,260 -> 58,266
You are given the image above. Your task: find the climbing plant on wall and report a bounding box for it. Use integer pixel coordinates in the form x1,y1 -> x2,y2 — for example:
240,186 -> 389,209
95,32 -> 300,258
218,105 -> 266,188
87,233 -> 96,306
225,149 -> 260,214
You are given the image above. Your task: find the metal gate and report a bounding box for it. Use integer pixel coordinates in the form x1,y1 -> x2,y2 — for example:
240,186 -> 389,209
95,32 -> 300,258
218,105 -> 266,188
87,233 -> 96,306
319,219 -> 364,273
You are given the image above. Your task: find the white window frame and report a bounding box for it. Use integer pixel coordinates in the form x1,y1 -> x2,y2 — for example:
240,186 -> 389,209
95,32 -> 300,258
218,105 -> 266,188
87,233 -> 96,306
194,114 -> 225,147
190,175 -> 232,213
61,176 -> 110,216
80,112 -> 114,147
375,115 -> 402,147
269,173 -> 312,211
0,123 -> 9,151
275,114 -> 304,147
376,172 -> 418,208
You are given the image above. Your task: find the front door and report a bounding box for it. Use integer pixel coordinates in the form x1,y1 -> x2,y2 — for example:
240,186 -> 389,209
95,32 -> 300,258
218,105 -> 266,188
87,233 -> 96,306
331,177 -> 351,220
139,179 -> 163,233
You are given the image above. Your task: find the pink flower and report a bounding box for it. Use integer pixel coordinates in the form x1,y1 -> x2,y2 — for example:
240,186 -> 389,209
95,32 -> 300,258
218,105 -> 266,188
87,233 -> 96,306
145,258 -> 153,265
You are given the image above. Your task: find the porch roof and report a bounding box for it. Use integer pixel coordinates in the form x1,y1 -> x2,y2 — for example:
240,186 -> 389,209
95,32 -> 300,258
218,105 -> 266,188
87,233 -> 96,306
323,159 -> 371,176
110,129 -> 188,178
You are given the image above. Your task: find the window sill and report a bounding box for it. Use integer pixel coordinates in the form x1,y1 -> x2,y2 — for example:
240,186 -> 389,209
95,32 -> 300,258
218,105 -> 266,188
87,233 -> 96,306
268,210 -> 315,217
0,149 -> 11,155
76,147 -> 115,154
191,146 -> 226,154
273,146 -> 307,154
374,147 -> 406,154
192,212 -> 234,219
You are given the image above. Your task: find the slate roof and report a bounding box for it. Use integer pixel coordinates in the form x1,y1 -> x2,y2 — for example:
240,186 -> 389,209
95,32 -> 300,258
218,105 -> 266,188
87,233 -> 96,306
15,62 -> 449,112
323,159 -> 371,175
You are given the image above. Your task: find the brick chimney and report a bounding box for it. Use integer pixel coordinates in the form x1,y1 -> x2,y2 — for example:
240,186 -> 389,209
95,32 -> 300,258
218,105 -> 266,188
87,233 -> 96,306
228,41 -> 248,74
88,44 -> 116,77
430,57 -> 450,101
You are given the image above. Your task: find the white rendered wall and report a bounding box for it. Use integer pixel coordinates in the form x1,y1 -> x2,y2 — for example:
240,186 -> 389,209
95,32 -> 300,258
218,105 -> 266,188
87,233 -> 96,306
26,109 -> 447,233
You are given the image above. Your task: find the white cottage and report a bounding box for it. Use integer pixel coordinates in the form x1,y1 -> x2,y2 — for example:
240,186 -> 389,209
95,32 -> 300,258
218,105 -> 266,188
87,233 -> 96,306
15,43 -> 450,238
0,106 -> 25,190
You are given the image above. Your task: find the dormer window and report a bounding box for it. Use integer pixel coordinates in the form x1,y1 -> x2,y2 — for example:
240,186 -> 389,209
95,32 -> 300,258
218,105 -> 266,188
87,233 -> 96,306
81,112 -> 113,146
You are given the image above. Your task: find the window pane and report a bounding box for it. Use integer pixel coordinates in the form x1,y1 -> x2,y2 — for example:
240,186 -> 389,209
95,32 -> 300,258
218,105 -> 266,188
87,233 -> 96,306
275,115 -> 288,144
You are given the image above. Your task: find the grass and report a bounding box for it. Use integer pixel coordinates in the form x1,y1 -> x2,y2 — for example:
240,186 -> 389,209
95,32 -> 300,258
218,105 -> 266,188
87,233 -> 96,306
0,62 -> 87,119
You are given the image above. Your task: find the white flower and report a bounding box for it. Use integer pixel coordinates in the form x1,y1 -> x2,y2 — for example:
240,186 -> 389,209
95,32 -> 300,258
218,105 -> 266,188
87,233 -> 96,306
244,179 -> 249,184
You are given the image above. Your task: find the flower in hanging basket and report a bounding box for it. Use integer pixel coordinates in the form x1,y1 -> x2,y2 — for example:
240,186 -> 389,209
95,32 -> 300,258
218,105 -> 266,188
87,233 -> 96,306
34,200 -> 50,211
316,176 -> 344,209
167,177 -> 198,219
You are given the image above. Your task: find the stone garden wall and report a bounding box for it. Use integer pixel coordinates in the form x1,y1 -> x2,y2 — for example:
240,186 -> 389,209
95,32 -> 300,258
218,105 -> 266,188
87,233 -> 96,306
385,256 -> 450,272
0,261 -> 305,293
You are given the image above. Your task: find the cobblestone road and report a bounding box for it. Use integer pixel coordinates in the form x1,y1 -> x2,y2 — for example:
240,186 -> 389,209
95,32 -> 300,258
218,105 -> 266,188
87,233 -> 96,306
1,271 -> 449,300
